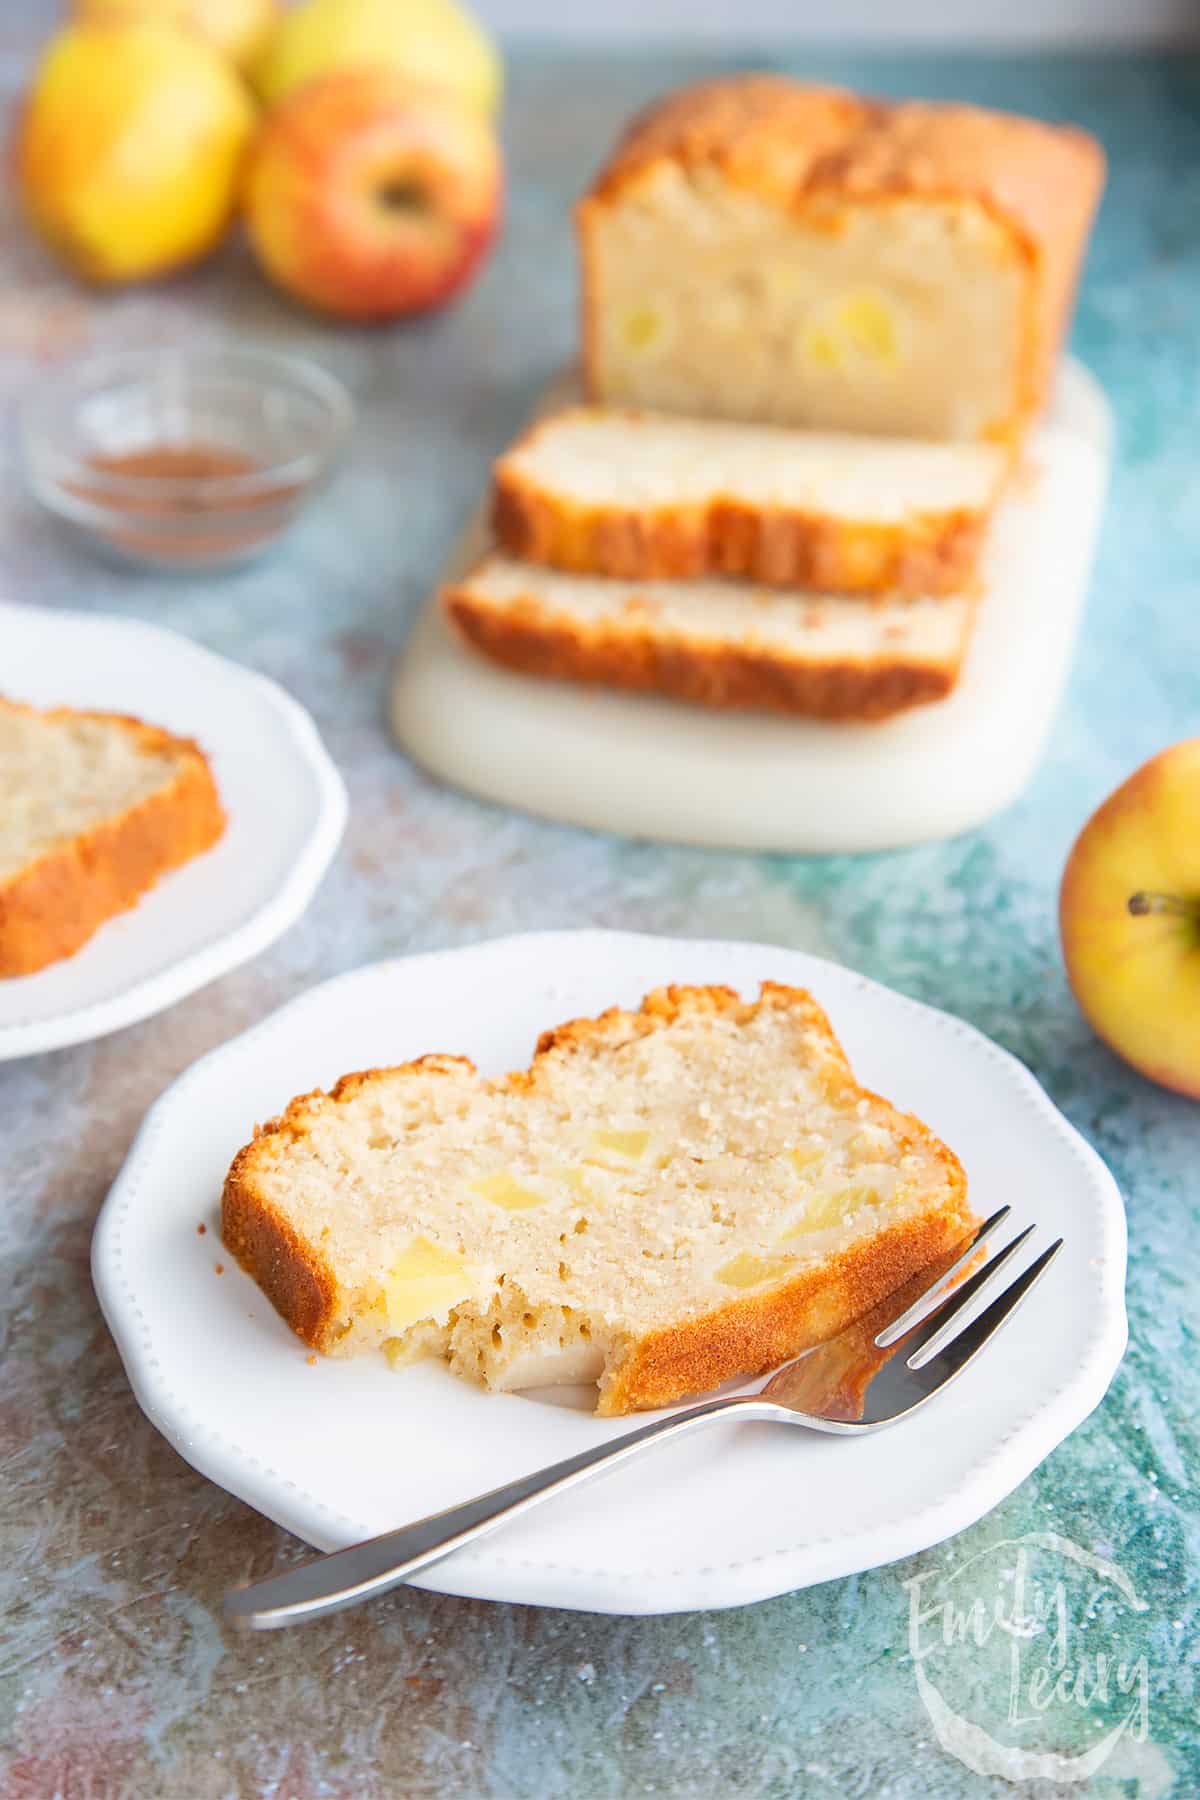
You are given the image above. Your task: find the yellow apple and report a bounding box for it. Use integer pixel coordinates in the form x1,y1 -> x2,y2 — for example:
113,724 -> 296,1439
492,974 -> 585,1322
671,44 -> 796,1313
243,69 -> 501,320
1059,739 -> 1200,1096
70,0 -> 282,73
255,0 -> 501,118
19,24 -> 255,284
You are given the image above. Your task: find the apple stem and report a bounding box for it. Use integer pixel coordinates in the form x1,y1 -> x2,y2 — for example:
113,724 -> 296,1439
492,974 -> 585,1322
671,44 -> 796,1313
1127,890 -> 1200,919
378,179 -> 427,215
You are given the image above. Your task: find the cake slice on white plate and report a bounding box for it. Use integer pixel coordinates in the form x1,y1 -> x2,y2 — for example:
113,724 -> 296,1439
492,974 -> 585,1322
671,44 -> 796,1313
223,982 -> 974,1415
0,698 -> 225,976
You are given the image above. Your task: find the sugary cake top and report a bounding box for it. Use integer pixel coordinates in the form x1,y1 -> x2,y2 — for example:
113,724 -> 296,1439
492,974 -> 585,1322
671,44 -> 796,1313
583,74 -> 1104,257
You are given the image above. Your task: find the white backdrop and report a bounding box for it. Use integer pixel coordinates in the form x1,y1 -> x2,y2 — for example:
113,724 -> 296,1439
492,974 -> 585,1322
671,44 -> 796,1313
476,0 -> 1197,45
2,0 -> 1198,45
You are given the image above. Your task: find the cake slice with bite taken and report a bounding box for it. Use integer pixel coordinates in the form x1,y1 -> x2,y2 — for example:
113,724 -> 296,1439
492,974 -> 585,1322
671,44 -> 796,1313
223,982 -> 974,1414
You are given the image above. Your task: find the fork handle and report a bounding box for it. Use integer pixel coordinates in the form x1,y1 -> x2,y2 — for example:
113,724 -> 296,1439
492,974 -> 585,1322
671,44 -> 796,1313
225,1393 -> 774,1629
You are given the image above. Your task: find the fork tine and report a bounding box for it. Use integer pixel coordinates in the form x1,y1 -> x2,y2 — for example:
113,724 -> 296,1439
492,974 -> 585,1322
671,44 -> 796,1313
874,1205 -> 1012,1347
906,1239 -> 1064,1388
903,1223 -> 1037,1368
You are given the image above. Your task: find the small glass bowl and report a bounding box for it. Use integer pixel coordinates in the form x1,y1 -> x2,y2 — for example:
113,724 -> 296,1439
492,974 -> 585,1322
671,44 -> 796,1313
21,347 -> 354,574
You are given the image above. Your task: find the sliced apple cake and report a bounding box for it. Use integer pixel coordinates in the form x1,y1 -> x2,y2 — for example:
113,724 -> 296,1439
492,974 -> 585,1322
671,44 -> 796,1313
223,982 -> 974,1414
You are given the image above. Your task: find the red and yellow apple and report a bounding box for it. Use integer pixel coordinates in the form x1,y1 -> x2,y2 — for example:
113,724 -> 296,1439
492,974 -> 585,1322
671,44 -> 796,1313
254,0 -> 502,118
18,23 -> 255,284
242,69 -> 501,320
71,0 -> 282,74
1060,739 -> 1200,1096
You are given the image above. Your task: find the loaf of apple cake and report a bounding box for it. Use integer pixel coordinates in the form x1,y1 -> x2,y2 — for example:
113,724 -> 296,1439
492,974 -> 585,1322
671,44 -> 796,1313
578,75 -> 1104,442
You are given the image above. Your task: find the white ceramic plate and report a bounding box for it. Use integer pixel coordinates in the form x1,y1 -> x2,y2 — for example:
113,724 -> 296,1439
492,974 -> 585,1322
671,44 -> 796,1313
0,602 -> 346,1060
93,931 -> 1127,1615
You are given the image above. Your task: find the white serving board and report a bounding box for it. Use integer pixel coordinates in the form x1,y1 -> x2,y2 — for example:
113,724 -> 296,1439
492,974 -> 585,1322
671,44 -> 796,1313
391,360 -> 1111,853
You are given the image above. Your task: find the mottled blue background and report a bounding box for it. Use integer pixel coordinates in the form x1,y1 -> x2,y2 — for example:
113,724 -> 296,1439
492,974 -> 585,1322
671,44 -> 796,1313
0,46 -> 1197,1800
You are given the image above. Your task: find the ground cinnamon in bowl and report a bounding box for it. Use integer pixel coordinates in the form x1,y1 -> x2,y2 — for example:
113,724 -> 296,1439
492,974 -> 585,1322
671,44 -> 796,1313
65,443 -> 306,567
22,347 -> 355,573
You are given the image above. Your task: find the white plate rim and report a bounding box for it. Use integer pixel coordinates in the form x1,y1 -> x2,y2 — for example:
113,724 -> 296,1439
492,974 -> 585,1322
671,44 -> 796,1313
0,601 -> 348,1059
92,930 -> 1128,1613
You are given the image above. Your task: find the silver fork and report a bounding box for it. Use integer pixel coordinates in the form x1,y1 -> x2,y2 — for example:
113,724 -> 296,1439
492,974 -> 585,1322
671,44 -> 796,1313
225,1206 -> 1059,1630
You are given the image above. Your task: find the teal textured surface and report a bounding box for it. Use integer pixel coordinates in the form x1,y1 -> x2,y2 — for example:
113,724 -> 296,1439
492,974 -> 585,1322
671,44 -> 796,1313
1,47 -> 1197,1800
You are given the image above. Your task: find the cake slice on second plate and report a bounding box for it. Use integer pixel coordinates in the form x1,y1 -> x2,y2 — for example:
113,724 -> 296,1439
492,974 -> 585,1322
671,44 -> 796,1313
0,699 -> 225,976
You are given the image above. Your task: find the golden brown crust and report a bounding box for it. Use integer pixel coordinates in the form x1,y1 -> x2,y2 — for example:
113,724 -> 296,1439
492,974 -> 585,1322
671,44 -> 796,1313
600,1193 -> 968,1413
578,75 -> 1105,434
222,1053 -> 477,1352
0,701 -> 226,978
222,982 -> 974,1413
535,981 -> 970,1414
535,980 -> 768,1060
586,78 -> 874,210
222,1148 -> 340,1348
444,572 -> 972,722
492,415 -> 993,596
531,980 -> 855,1078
